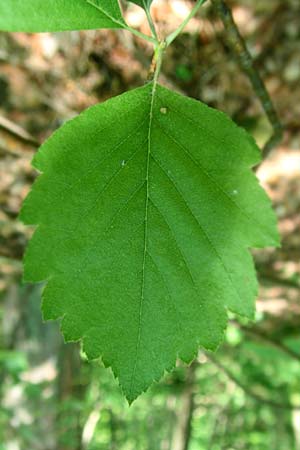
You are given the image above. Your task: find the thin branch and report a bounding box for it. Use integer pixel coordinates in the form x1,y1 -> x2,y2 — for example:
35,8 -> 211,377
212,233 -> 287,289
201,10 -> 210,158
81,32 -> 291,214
259,272 -> 300,290
232,321 -> 300,363
211,0 -> 283,158
0,115 -> 40,148
0,256 -> 23,270
207,353 -> 300,411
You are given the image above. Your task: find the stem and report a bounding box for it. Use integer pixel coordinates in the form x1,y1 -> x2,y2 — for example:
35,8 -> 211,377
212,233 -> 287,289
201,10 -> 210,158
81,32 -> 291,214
124,24 -> 158,44
144,4 -> 158,41
166,0 -> 207,46
148,41 -> 166,83
153,42 -> 165,83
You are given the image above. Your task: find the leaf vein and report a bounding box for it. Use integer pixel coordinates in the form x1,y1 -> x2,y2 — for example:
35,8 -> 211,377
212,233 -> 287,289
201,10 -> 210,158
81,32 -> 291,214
146,250 -> 182,336
129,81 -> 158,400
151,154 -> 242,304
149,198 -> 197,288
153,101 -> 271,241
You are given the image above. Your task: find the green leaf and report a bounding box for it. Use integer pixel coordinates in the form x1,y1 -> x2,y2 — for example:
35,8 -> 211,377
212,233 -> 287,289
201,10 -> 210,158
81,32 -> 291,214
0,0 -> 124,32
129,0 -> 154,10
20,83 -> 279,403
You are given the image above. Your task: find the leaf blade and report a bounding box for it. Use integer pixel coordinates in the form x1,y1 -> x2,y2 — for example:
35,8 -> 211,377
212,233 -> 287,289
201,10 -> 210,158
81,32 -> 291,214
0,0 -> 124,32
20,83 -> 279,402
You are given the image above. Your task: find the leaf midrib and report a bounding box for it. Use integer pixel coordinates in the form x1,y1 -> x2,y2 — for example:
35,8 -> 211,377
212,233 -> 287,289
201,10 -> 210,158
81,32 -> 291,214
128,81 -> 157,399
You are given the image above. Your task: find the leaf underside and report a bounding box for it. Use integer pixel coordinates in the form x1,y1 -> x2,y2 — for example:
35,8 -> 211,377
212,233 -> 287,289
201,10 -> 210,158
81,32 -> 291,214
0,0 -> 124,32
20,83 -> 279,403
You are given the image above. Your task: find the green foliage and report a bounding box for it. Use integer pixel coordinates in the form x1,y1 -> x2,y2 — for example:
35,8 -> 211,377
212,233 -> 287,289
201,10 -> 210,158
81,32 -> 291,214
0,351 -> 28,379
0,0 -> 124,32
1,302 -> 299,450
20,82 -> 278,402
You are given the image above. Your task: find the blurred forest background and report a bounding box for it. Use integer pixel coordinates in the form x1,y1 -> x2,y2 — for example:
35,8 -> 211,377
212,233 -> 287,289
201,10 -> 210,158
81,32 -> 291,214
0,0 -> 300,449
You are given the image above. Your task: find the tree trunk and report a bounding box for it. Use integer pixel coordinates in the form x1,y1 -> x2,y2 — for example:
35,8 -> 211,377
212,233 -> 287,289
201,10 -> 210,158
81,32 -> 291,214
171,363 -> 197,450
